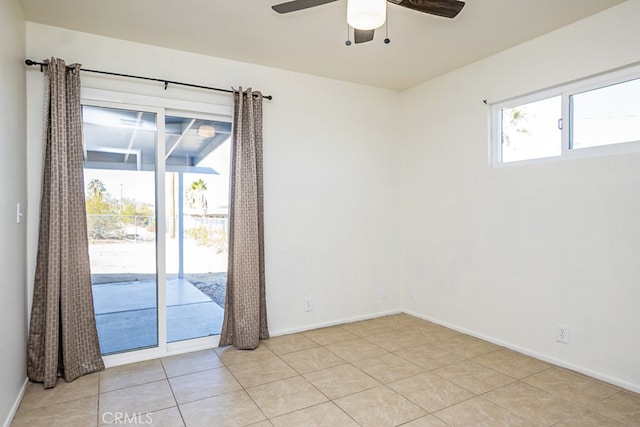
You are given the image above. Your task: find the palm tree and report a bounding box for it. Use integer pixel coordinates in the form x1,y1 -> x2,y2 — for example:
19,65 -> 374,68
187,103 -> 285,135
85,178 -> 121,239
186,178 -> 208,217
87,178 -> 107,200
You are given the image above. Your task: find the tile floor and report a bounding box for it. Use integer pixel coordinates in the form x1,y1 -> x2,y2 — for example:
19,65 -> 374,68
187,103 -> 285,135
11,314 -> 640,426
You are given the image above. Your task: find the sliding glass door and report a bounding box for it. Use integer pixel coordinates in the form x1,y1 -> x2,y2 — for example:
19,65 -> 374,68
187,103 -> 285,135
164,112 -> 231,343
82,99 -> 231,356
84,105 -> 158,354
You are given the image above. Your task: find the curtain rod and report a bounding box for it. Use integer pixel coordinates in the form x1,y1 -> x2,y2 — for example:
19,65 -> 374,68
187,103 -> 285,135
24,59 -> 273,100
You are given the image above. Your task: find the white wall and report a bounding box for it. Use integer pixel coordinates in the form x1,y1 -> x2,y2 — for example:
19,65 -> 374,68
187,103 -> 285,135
401,0 -> 640,392
0,0 -> 27,425
25,23 -> 403,337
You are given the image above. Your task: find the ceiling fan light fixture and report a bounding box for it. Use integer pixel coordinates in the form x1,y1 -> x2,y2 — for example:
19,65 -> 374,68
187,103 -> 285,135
347,0 -> 386,30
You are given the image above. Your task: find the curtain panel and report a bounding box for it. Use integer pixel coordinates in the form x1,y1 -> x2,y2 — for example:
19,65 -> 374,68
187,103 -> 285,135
27,58 -> 104,388
219,88 -> 269,350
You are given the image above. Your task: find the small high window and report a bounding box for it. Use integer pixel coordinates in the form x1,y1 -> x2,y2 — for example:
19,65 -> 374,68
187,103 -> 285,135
491,64 -> 640,165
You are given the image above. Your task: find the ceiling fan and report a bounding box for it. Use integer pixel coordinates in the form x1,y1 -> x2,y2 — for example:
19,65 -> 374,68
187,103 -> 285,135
272,0 -> 465,45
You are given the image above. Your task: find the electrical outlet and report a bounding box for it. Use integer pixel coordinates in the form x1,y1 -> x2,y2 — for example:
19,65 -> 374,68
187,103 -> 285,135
408,287 -> 415,300
304,297 -> 313,312
556,323 -> 569,344
380,287 -> 387,299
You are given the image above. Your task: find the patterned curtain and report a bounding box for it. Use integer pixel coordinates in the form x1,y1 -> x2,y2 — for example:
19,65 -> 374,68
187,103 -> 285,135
219,88 -> 269,350
27,58 -> 104,388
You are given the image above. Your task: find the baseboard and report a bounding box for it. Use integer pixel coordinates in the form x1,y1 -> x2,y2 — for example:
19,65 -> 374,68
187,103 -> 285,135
269,308 -> 403,337
403,309 -> 640,394
3,377 -> 27,427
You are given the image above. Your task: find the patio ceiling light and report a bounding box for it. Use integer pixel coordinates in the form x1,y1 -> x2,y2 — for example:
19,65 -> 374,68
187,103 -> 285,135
197,124 -> 216,138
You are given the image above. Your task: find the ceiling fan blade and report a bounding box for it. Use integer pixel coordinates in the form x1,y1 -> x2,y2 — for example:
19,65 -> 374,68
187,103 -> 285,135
354,29 -> 375,44
388,0 -> 465,19
272,0 -> 338,14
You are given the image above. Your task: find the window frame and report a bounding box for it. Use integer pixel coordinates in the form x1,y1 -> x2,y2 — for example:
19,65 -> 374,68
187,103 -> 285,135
490,63 -> 640,167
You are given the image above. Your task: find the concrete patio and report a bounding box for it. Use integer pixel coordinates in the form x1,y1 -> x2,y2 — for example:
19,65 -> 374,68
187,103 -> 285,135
92,278 -> 223,354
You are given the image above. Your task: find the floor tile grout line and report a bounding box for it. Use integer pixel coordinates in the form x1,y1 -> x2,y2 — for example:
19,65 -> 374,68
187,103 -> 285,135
13,391 -> 102,425
99,379 -> 179,426
233,354 -> 281,426
160,358 -> 190,427
96,372 -> 101,427
99,375 -> 169,396
164,364 -> 227,381
283,349 -> 361,404
98,359 -> 167,394
473,379 -> 590,426
515,373 -> 607,408
518,366 -> 626,406
472,381 -> 537,419
321,339 -> 391,363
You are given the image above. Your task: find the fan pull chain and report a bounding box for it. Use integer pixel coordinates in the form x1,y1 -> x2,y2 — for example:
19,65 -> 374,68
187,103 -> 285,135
384,2 -> 390,44
345,23 -> 352,46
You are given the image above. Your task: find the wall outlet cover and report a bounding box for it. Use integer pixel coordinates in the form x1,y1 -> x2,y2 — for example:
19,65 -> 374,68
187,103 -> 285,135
556,323 -> 569,344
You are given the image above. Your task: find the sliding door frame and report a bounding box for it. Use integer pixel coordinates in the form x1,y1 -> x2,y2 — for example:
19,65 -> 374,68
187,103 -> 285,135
82,88 -> 232,368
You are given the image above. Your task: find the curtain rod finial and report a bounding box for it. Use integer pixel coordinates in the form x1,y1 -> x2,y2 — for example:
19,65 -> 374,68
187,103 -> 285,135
25,59 -> 44,72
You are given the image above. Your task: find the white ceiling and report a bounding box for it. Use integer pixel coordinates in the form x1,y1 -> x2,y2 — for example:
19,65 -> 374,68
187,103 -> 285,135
18,0 -> 626,91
